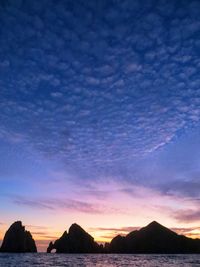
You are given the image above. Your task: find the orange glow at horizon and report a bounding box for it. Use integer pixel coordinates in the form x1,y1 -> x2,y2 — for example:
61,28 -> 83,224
1,223 -> 200,252
33,228 -> 200,252
1,183 -> 200,252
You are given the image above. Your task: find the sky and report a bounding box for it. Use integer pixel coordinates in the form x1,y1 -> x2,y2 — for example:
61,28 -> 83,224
1,0 -> 200,252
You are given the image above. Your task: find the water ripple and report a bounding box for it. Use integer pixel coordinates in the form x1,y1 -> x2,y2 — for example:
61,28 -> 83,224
0,253 -> 200,267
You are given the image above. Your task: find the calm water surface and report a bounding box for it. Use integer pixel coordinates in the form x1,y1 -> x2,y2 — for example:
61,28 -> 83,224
0,253 -> 200,267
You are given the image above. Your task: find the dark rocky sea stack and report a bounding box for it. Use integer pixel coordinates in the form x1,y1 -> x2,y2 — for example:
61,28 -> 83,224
0,221 -> 37,253
109,221 -> 200,253
47,223 -> 102,253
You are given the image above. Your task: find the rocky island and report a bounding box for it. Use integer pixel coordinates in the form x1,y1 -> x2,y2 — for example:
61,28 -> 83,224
47,223 -> 102,253
47,221 -> 200,254
1,220 -> 200,254
109,221 -> 200,253
0,221 -> 37,253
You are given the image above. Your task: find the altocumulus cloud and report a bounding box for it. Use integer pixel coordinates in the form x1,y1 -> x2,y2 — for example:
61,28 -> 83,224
1,1 -> 200,188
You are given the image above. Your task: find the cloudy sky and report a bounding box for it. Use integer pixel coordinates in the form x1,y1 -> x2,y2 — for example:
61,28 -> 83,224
1,0 -> 200,251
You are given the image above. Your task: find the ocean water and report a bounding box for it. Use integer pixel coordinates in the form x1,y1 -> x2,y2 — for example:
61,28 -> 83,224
0,253 -> 200,267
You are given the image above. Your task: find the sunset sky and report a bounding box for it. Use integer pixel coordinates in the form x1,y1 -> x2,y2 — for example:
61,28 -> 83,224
1,0 -> 200,252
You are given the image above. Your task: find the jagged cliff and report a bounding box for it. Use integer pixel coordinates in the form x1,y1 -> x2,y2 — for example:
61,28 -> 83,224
47,221 -> 200,254
0,221 -> 37,253
2,220 -> 200,254
47,223 -> 102,253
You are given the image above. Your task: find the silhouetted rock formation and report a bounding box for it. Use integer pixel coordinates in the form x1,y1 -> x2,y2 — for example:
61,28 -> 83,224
109,221 -> 200,253
47,223 -> 102,253
47,241 -> 54,253
0,221 -> 37,253
47,221 -> 200,254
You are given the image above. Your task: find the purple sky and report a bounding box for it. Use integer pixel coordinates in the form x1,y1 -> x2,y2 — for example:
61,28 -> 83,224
1,0 -> 200,251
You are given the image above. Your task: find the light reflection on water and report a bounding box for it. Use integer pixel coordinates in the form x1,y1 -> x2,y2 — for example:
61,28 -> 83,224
0,253 -> 200,267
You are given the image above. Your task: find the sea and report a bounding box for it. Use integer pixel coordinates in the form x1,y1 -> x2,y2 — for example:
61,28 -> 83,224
0,253 -> 200,267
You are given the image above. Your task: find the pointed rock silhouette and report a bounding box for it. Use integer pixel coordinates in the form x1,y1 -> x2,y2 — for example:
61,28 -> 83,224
0,221 -> 37,252
109,221 -> 200,253
47,223 -> 101,253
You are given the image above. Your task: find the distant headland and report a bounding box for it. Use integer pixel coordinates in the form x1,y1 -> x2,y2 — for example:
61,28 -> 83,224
1,221 -> 200,253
